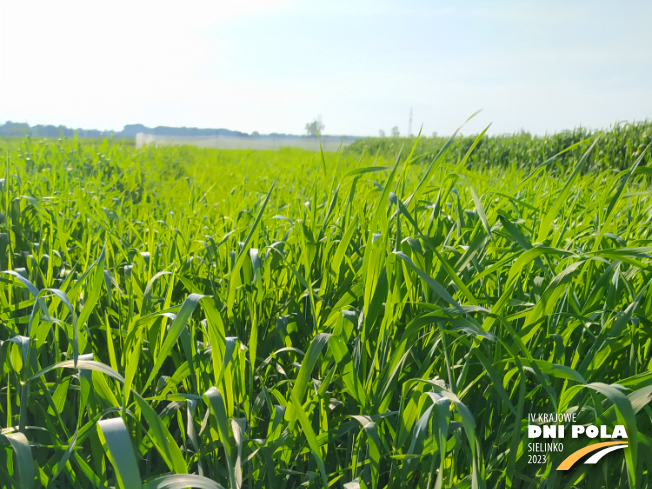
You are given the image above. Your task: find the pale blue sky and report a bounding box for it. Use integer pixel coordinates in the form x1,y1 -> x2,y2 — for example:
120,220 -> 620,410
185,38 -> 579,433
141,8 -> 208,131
1,0 -> 651,136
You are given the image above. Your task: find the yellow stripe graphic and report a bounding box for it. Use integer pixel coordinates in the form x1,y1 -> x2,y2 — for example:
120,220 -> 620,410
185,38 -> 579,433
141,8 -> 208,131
557,441 -> 628,470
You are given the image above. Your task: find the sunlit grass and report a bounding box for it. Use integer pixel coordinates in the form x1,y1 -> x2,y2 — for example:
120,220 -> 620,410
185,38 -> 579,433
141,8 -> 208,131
0,130 -> 650,488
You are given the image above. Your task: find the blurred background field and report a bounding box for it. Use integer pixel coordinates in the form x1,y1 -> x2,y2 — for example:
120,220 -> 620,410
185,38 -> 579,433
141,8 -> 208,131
4,119 -> 650,170
0,136 -> 136,152
346,120 -> 652,172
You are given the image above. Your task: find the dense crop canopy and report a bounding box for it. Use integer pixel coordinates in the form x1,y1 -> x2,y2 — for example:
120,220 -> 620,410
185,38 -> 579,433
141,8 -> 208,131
0,132 -> 651,488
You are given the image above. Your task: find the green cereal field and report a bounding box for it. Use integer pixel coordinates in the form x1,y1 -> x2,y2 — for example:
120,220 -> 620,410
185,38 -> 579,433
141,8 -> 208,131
1,124 -> 652,488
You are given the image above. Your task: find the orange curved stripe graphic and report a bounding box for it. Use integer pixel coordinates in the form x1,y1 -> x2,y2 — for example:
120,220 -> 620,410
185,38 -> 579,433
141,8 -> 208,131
557,441 -> 628,470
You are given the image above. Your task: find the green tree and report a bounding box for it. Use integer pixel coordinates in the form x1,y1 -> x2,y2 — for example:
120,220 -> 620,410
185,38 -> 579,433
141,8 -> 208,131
305,117 -> 324,136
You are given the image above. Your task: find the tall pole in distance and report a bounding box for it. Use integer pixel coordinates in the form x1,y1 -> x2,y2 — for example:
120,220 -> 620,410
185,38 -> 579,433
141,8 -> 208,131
408,107 -> 413,137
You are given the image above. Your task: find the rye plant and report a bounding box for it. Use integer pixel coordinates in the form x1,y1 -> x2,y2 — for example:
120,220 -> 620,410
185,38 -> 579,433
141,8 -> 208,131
0,128 -> 650,488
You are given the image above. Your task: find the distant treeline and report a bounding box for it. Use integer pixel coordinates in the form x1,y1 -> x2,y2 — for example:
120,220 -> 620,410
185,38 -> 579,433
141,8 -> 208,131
0,121 -> 117,138
346,121 -> 652,171
0,121 -> 303,139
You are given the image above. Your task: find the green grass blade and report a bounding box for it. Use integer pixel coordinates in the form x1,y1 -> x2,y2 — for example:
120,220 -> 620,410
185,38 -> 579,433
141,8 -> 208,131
97,417 -> 142,489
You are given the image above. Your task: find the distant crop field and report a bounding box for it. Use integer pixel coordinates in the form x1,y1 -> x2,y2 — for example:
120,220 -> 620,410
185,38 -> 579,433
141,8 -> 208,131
135,133 -> 357,151
0,132 -> 651,488
0,136 -> 135,151
347,120 -> 652,172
